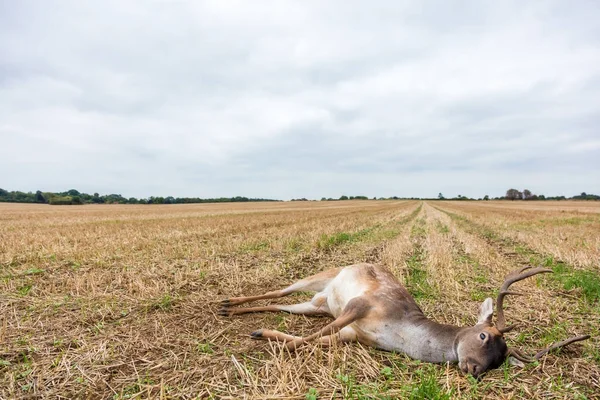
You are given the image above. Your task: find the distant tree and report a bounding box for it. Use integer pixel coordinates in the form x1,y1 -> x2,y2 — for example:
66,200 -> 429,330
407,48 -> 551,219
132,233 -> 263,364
35,190 -> 46,203
339,195 -> 349,200
572,192 -> 599,200
523,189 -> 532,200
506,189 -> 520,200
92,193 -> 103,203
438,193 -> 445,200
483,195 -> 489,201
67,189 -> 80,197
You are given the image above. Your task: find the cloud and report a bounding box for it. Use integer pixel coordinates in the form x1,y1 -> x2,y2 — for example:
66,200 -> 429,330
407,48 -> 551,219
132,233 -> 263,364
1,1 -> 599,199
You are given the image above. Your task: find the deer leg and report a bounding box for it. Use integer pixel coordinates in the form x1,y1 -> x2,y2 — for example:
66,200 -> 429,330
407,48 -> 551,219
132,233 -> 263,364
221,268 -> 341,307
313,326 -> 358,346
251,326 -> 357,346
219,300 -> 329,317
282,297 -> 369,351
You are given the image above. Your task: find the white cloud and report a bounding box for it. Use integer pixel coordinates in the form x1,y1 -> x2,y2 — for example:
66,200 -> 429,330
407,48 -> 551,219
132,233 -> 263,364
1,0 -> 599,199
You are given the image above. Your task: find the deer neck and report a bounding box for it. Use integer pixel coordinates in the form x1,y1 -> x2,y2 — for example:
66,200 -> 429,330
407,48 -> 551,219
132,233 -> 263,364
385,316 -> 463,363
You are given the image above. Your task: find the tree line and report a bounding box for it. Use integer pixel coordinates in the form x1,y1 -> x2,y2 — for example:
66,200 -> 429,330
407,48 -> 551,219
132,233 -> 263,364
0,187 -> 597,205
504,188 -> 599,201
0,188 -> 279,205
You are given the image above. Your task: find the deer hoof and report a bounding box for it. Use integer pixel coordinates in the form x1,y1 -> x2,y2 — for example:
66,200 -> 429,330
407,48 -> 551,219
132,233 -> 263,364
218,307 -> 232,317
250,330 -> 263,338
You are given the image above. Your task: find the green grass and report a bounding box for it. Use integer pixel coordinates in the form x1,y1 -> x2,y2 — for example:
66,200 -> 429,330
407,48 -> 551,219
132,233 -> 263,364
406,218 -> 435,300
539,322 -> 569,347
285,237 -> 304,252
403,366 -> 453,400
435,221 -> 450,234
241,240 -> 271,252
335,372 -> 396,400
305,387 -> 318,400
17,284 -> 32,296
316,204 -> 424,251
147,294 -> 175,311
22,268 -> 45,276
406,255 -> 432,300
437,207 -> 600,305
543,257 -> 600,304
196,342 -> 214,354
317,227 -> 378,250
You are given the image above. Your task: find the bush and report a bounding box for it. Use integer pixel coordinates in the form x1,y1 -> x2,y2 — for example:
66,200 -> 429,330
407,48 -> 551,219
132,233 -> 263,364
49,196 -> 76,205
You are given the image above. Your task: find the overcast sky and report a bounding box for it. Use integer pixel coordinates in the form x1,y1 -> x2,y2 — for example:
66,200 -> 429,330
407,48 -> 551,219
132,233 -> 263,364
1,1 -> 599,200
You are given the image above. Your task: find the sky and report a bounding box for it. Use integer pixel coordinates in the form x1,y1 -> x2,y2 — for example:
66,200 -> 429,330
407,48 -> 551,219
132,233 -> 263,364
1,1 -> 599,200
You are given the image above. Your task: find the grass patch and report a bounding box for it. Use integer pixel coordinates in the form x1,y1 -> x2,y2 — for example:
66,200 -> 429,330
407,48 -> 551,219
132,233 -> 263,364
539,322 -> 569,347
543,257 -> 600,303
437,207 -> 600,304
335,372 -> 395,400
539,217 -> 598,226
196,342 -> 214,354
406,218 -> 435,300
241,240 -> 271,252
17,284 -> 32,296
305,387 -> 318,400
147,294 -> 176,311
317,203 -> 422,251
403,366 -> 453,400
285,237 -> 304,252
435,221 -> 450,234
22,268 -> 45,276
317,227 -> 375,250
406,255 -> 432,300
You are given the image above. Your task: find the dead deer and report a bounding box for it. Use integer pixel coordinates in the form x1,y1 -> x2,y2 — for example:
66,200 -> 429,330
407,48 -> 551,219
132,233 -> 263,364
220,264 -> 589,377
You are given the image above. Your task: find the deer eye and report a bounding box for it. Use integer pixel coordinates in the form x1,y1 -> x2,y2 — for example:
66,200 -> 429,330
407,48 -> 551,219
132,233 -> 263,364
479,333 -> 486,340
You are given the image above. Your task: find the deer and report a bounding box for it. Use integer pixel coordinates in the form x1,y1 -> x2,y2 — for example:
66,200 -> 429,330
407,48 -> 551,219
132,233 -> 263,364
219,263 -> 589,377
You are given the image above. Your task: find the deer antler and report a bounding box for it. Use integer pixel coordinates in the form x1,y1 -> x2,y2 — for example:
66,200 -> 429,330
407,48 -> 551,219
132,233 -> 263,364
533,335 -> 591,360
495,266 -> 552,333
508,334 -> 590,363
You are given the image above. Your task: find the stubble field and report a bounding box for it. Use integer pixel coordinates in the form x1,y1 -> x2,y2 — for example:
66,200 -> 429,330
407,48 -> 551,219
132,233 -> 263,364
1,200 -> 599,399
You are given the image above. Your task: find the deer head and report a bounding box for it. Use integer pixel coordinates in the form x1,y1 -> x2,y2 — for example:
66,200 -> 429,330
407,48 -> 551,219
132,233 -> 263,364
455,266 -> 589,378
456,297 -> 507,377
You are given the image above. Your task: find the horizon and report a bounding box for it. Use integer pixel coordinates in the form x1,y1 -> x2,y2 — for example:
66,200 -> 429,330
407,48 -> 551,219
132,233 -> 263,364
1,185 -> 595,202
2,2 -> 599,198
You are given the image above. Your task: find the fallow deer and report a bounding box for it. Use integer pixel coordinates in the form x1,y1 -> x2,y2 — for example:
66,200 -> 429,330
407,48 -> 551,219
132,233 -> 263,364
220,264 -> 589,377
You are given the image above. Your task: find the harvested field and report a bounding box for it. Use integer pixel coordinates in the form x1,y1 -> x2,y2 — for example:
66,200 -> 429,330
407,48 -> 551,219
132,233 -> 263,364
1,200 -> 598,399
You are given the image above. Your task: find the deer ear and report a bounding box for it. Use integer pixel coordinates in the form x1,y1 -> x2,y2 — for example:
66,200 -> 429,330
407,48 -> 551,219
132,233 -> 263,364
477,298 -> 494,324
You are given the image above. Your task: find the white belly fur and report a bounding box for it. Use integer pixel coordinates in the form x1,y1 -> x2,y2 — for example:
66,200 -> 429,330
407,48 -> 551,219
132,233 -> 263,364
325,267 -> 371,317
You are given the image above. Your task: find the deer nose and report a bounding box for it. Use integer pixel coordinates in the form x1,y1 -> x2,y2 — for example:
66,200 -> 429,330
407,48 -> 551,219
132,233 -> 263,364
468,363 -> 480,377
